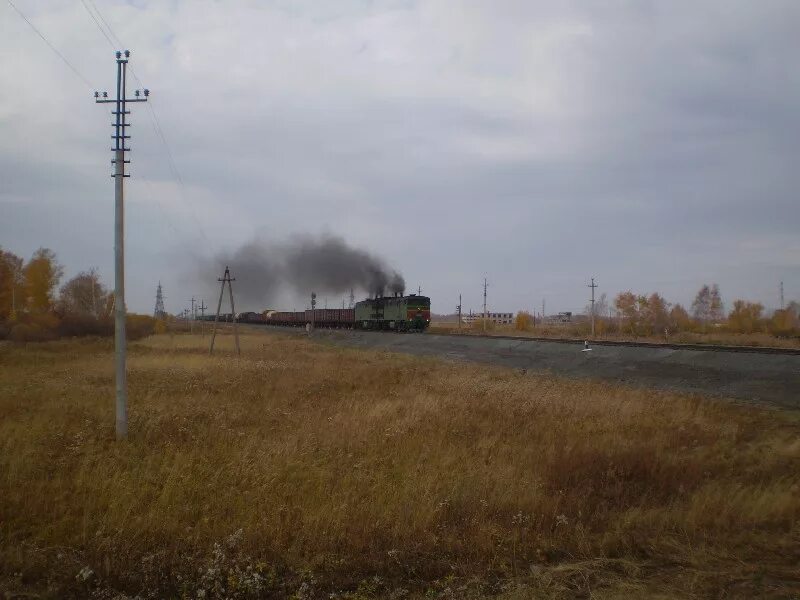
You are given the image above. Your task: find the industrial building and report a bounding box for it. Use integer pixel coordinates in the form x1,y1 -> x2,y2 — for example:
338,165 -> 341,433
462,311 -> 515,325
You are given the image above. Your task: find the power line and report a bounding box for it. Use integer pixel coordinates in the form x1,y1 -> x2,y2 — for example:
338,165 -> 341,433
139,93 -> 212,246
6,0 -> 93,88
86,0 -> 124,47
79,4 -> 182,185
74,0 -> 213,248
79,0 -> 115,49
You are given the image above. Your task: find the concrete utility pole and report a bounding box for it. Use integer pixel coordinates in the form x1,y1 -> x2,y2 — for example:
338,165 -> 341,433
210,266 -> 240,356
349,288 -> 354,309
457,293 -> 462,329
94,50 -> 149,440
588,277 -> 598,337
780,281 -> 785,310
190,297 -> 196,334
483,277 -> 488,333
198,300 -> 207,336
310,292 -> 317,331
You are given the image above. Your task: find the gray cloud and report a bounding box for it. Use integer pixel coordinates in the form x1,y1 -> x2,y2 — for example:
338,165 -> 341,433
2,1 -> 799,317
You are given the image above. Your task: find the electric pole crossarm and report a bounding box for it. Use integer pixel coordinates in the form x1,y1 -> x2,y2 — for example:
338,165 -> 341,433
95,98 -> 148,104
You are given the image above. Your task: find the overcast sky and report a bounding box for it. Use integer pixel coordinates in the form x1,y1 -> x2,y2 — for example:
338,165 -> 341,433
2,0 -> 799,315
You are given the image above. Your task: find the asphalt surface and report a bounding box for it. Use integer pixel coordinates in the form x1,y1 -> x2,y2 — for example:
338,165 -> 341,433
260,327 -> 800,410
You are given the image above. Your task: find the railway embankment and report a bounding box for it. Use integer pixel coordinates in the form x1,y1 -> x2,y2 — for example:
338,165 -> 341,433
288,328 -> 800,409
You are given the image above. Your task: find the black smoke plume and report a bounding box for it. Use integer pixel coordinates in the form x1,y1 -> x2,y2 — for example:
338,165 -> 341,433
210,234 -> 405,308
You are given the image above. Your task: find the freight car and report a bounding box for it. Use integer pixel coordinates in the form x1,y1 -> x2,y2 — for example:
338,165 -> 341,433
266,309 -> 354,328
237,312 -> 264,324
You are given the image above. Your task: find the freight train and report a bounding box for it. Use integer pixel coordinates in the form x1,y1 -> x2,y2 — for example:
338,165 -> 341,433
200,294 -> 431,332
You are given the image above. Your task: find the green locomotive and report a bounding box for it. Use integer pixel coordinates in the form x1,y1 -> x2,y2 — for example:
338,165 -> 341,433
354,294 -> 431,331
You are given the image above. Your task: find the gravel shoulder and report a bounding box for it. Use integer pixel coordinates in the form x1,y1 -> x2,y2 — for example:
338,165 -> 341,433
255,327 -> 800,410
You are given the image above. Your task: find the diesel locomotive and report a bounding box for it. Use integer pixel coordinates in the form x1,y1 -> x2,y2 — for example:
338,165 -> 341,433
354,294 -> 431,331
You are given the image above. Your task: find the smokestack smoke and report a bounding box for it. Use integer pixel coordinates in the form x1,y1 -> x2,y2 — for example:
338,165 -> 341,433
210,234 -> 405,307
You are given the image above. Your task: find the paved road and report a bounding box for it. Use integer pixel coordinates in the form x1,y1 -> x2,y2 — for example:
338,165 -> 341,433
260,327 -> 800,410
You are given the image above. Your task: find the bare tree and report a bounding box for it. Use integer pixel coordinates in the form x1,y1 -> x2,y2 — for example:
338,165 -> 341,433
59,269 -> 110,316
692,284 -> 711,323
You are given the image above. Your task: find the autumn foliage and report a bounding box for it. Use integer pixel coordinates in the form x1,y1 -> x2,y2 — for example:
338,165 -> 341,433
0,245 -> 155,342
515,310 -> 533,331
608,284 -> 798,339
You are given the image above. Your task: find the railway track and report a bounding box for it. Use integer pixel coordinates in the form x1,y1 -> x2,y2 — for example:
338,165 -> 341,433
432,332 -> 800,355
239,323 -> 800,408
241,321 -> 800,355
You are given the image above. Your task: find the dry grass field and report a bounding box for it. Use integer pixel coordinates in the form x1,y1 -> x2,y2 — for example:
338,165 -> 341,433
1,332 -> 799,599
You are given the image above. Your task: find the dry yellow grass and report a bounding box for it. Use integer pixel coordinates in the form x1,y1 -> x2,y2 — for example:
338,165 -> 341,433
1,332 -> 799,598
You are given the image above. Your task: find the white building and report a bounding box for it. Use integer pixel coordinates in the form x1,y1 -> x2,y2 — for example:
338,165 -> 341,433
462,311 -> 514,325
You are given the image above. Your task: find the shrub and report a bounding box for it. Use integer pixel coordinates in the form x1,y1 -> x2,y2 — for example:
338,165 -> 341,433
128,314 -> 156,340
769,308 -> 799,338
2,312 -> 156,342
56,314 -> 113,338
9,322 -> 57,342
514,311 -> 532,331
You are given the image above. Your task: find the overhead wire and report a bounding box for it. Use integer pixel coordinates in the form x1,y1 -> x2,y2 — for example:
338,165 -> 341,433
9,0 -> 213,311
86,0 -> 124,48
79,0 -> 115,49
6,0 -> 94,89
76,0 -> 214,249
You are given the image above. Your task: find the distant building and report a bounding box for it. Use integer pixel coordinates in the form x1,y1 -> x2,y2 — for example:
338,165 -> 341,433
463,311 -> 515,325
542,311 -> 573,323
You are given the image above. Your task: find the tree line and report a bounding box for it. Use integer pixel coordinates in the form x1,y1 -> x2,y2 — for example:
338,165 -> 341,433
0,246 -> 154,341
606,284 -> 798,337
577,284 -> 798,337
512,283 -> 798,339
